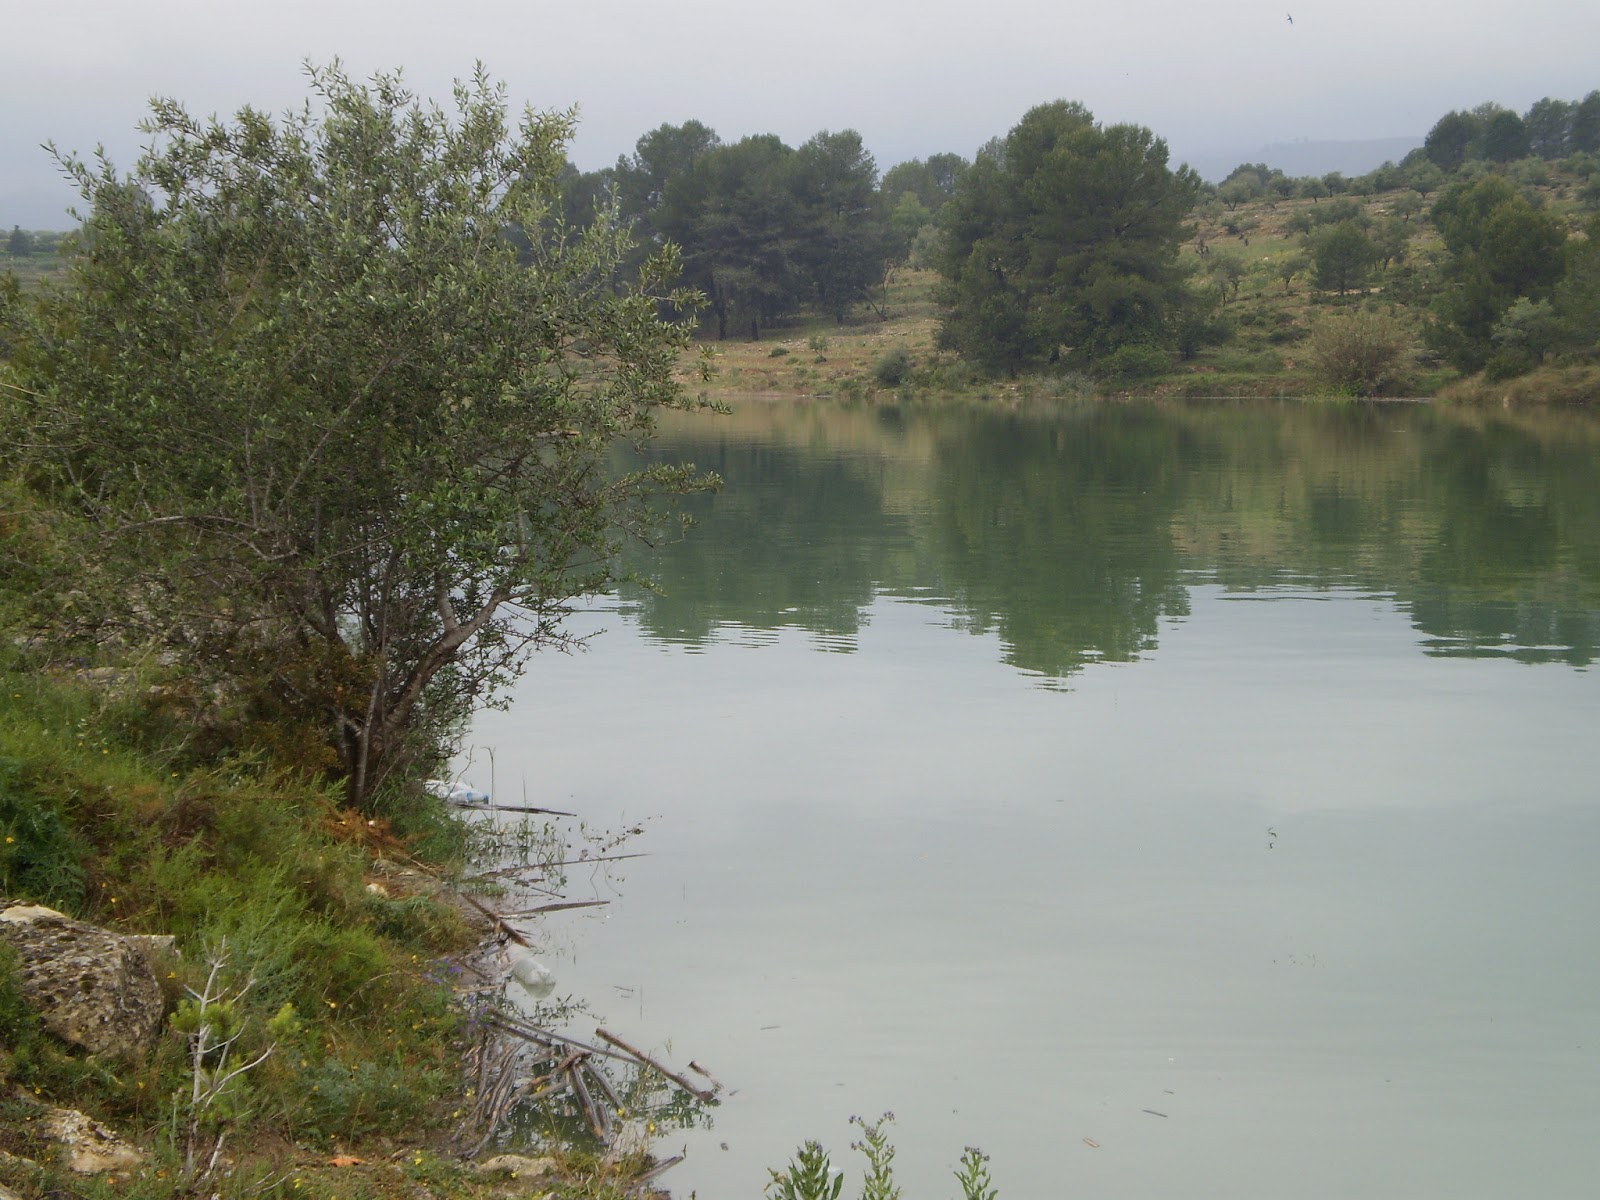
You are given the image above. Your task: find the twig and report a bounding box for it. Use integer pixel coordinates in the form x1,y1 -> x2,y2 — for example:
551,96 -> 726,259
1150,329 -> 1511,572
688,1060 -> 727,1093
475,803 -> 578,817
457,892 -> 532,947
570,1059 -> 610,1142
595,1028 -> 717,1103
500,899 -> 610,916
485,1014 -> 637,1065
584,1058 -> 624,1111
629,1154 -> 686,1192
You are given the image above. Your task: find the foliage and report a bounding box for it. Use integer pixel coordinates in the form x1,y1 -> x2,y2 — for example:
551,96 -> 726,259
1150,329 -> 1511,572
851,1114 -> 901,1200
0,64 -> 713,810
617,122 -> 895,338
953,1147 -> 999,1200
0,660 -> 470,1150
1426,174 -> 1568,371
767,1140 -> 843,1200
0,755 -> 89,907
767,1116 -> 998,1200
873,348 -> 911,387
1096,342 -> 1172,384
935,101 -> 1199,375
1306,307 -> 1418,395
170,943 -> 282,1180
1309,220 -> 1379,297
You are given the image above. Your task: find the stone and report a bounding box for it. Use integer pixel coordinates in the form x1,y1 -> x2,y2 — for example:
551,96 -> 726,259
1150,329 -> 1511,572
474,1154 -> 557,1179
40,1105 -> 145,1174
0,901 -> 164,1057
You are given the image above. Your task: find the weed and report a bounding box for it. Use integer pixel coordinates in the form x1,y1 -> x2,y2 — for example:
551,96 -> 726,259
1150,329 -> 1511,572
954,1147 -> 999,1200
766,1115 -> 1000,1200
767,1140 -> 843,1200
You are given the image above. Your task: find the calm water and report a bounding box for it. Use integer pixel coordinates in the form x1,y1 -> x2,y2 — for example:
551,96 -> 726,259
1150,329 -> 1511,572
469,398 -> 1600,1199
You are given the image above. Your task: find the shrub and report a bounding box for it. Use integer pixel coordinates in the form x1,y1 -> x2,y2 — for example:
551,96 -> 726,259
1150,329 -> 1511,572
1306,308 -> 1418,395
873,348 -> 911,386
1094,342 -> 1171,384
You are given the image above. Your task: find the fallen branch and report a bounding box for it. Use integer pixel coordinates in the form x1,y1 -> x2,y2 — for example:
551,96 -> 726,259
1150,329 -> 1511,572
485,1014 -> 637,1066
595,1027 -> 717,1103
688,1059 -> 727,1094
476,803 -> 577,817
570,1059 -> 610,1142
457,892 -> 532,947
500,899 -> 610,916
629,1154 -> 686,1192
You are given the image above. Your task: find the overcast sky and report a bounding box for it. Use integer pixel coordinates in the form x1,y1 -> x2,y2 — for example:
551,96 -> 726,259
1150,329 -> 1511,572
5,0 -> 1598,227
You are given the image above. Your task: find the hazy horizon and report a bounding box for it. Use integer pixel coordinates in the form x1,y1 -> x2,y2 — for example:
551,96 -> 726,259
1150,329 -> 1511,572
4,1 -> 1595,228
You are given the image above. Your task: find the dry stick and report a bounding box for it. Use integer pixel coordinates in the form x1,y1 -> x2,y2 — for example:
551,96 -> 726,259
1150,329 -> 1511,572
584,1058 -> 624,1111
688,1060 -> 727,1094
475,803 -> 578,817
629,1154 -> 686,1192
465,1047 -> 564,1160
570,1060 -> 610,1143
456,892 -> 533,947
486,1014 -> 638,1066
520,1050 -> 585,1102
500,899 -> 610,916
466,850 -> 647,882
595,1028 -> 717,1104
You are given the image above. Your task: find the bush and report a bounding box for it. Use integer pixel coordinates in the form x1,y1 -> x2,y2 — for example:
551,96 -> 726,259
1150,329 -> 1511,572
1306,308 -> 1418,395
1094,342 -> 1172,385
873,348 -> 911,386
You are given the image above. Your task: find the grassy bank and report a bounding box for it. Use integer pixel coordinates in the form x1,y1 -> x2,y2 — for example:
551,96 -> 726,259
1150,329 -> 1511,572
0,649 -> 664,1200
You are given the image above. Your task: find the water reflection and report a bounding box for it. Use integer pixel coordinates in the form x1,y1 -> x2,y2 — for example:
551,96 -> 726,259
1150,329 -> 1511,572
618,399 -> 1600,674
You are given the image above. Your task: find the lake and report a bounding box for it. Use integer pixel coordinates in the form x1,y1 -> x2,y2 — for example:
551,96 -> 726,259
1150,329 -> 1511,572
467,397 -> 1600,1199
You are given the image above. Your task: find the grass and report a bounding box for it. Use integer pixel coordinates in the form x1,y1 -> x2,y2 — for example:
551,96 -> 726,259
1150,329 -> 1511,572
0,643 -> 647,1199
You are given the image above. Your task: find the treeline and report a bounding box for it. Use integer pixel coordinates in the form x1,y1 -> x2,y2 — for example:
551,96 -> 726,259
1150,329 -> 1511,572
4,227 -> 70,257
551,122 -> 969,340
10,87 -> 1600,390
533,86 -> 1600,391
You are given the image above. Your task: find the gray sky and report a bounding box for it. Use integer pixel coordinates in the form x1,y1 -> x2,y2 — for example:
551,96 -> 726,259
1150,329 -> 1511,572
5,0 -> 1598,228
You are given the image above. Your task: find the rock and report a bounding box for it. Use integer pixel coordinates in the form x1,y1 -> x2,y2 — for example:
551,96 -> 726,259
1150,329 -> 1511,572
0,901 -> 164,1057
39,1105 -> 144,1174
474,1154 -> 557,1179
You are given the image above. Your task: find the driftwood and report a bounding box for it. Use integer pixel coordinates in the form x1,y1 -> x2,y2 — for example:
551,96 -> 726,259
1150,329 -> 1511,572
569,1059 -> 610,1142
688,1060 -> 727,1094
585,1058 -> 625,1111
472,803 -> 578,817
485,1014 -> 637,1066
457,892 -> 532,948
500,899 -> 611,917
629,1154 -> 685,1192
596,1027 -> 717,1103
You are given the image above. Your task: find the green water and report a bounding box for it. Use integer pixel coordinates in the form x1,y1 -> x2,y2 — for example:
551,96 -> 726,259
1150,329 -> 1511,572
472,398 -> 1600,1198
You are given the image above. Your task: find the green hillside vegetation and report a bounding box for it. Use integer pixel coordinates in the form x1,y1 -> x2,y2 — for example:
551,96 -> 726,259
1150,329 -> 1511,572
583,88 -> 1600,401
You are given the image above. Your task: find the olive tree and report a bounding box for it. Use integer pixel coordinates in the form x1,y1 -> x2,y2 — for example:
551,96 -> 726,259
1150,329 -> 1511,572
1,65 -> 712,809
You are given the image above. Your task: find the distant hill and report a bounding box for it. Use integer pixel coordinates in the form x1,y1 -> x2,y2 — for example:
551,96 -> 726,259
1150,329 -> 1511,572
1181,136 -> 1425,184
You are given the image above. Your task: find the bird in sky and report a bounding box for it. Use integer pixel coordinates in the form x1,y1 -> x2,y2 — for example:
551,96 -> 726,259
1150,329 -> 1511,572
1287,12 -> 1294,24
